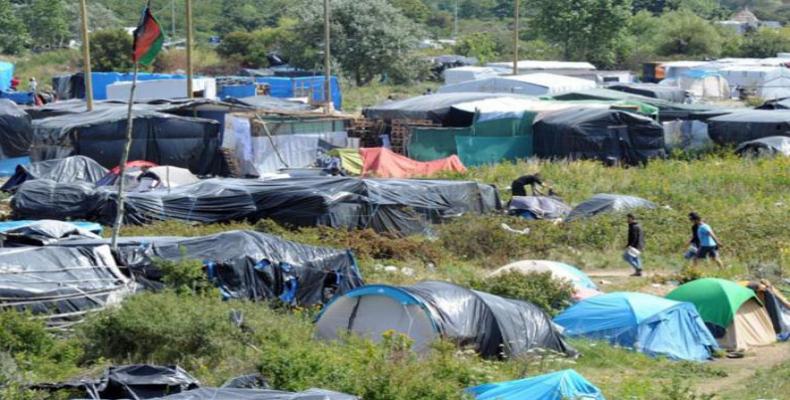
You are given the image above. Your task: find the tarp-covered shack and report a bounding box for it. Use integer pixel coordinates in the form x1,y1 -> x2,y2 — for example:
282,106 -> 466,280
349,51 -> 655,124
437,73 -> 596,97
0,99 -> 32,158
1,155 -> 108,192
30,107 -> 222,175
707,110 -> 790,146
363,92 -> 515,123
609,83 -> 687,103
533,108 -> 666,165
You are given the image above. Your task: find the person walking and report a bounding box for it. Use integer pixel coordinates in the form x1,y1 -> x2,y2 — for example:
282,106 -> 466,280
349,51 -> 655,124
28,77 -> 37,93
624,213 -> 645,277
510,173 -> 545,197
689,212 -> 724,268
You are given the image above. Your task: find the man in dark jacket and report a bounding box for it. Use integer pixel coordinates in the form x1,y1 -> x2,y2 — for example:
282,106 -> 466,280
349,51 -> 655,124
510,173 -> 544,197
623,213 -> 645,276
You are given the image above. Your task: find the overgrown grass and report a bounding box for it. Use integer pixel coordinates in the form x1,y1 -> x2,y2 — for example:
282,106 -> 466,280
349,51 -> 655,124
720,361 -> 790,400
9,49 -> 81,92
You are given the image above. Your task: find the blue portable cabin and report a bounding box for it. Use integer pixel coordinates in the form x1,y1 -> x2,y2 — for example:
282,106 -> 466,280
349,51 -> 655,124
256,75 -> 342,110
467,369 -> 605,400
554,292 -> 719,361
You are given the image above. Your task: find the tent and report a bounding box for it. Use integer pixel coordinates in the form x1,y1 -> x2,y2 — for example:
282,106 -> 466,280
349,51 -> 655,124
735,136 -> 790,157
316,281 -> 575,358
608,83 -> 687,103
1,155 -> 108,192
554,292 -> 719,361
438,73 -> 596,97
708,110 -> 790,146
363,92 -> 517,122
489,260 -> 598,292
0,99 -> 32,159
0,219 -> 100,246
565,194 -> 656,222
675,70 -> 730,100
507,196 -> 572,220
98,164 -> 200,190
666,278 -> 776,350
0,245 -> 135,328
466,369 -> 605,400
30,107 -> 222,175
743,281 -> 790,341
532,108 -> 666,165
359,147 -> 466,178
443,66 -> 499,85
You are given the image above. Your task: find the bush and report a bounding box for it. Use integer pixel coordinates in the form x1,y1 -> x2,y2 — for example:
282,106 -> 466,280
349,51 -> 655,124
89,29 -> 134,72
469,271 -> 574,315
155,257 -> 216,296
438,215 -> 534,265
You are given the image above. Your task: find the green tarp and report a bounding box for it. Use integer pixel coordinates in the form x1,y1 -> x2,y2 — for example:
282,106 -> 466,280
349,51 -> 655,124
408,127 -> 471,161
456,136 -> 532,167
666,278 -> 758,328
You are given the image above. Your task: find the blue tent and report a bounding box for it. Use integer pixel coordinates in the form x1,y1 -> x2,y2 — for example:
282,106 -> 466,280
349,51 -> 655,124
467,369 -> 605,400
554,292 -> 719,361
0,61 -> 13,92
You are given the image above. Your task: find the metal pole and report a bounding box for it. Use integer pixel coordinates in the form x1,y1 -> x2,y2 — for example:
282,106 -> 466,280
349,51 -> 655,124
111,63 -> 138,250
185,0 -> 194,98
453,0 -> 458,40
79,0 -> 94,111
323,0 -> 332,114
171,0 -> 176,38
513,0 -> 519,75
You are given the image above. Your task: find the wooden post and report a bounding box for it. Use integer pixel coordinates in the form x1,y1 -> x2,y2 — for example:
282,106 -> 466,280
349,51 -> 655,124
110,64 -> 139,250
323,0 -> 332,114
513,0 -> 519,76
79,0 -> 94,111
185,0 -> 194,98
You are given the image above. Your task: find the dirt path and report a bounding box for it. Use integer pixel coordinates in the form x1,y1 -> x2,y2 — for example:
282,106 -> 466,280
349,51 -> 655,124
695,342 -> 790,395
586,268 -> 675,296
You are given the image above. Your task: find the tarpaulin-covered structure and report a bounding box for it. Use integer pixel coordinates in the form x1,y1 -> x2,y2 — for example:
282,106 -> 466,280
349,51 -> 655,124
707,110 -> 790,146
256,75 -> 342,110
735,136 -> 790,157
359,147 -> 465,178
0,61 -> 12,91
743,280 -> 790,341
30,107 -> 223,175
53,71 -> 188,100
466,369 -> 605,400
438,73 -> 596,97
609,83 -> 687,103
1,155 -> 108,192
554,292 -> 719,361
533,108 -> 666,165
0,245 -> 135,328
316,281 -> 575,358
507,196 -> 572,220
363,92 -> 517,123
0,219 -> 100,246
0,99 -> 32,159
12,177 -> 499,236
667,278 -> 777,350
565,194 -> 656,222
60,230 -> 362,306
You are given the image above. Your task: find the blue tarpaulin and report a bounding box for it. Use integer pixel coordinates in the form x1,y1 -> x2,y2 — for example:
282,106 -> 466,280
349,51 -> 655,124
0,91 -> 35,105
0,220 -> 103,235
467,369 -> 605,400
554,292 -> 719,361
0,62 -> 13,91
256,76 -> 342,110
0,156 -> 29,177
218,84 -> 257,99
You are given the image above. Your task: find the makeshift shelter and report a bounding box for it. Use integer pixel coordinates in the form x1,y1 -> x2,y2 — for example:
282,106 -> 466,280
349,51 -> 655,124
225,95 -> 315,112
316,281 -> 574,358
443,66 -> 500,85
438,73 -> 596,97
565,194 -> 656,222
707,110 -> 790,146
363,92 -> 515,122
0,219 -> 100,246
0,99 -> 32,158
0,245 -> 135,328
466,370 -> 605,400
0,220 -> 101,235
107,78 -> 217,100
667,278 -> 776,350
532,108 -> 666,165
743,281 -> 790,340
359,147 -> 465,178
1,155 -> 108,192
554,292 -> 719,361
12,177 -> 499,236
735,136 -> 790,157
674,70 -> 730,100
256,75 -> 342,109
507,196 -> 572,220
489,260 -> 598,292
609,83 -> 687,103
30,107 -> 222,175
487,60 -> 596,71
98,165 -> 199,190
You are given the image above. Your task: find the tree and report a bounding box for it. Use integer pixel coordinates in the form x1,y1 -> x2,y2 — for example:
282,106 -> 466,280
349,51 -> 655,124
655,10 -> 723,58
454,33 -> 499,63
740,28 -> 790,58
530,0 -> 632,67
216,20 -> 298,68
0,0 -> 29,54
89,29 -> 134,72
23,0 -> 70,49
389,0 -> 431,23
65,2 -> 120,38
666,0 -> 728,20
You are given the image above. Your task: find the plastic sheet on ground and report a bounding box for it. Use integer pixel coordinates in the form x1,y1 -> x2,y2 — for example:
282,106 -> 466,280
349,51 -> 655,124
360,147 -> 465,178
1,155 -> 108,192
12,177 -> 500,236
153,388 -> 359,400
508,196 -> 571,220
565,193 -> 656,222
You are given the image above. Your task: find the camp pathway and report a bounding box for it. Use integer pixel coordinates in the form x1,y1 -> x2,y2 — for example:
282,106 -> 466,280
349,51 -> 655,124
695,340 -> 790,396
585,268 -> 675,296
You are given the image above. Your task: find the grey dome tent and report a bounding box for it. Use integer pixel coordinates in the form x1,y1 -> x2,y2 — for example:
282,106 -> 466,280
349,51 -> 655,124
316,281 -> 574,358
533,108 -> 666,166
565,193 -> 656,222
0,99 -> 33,158
707,110 -> 790,146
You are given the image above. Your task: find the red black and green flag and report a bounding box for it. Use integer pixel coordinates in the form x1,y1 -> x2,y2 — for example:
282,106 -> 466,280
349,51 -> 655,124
132,2 -> 165,66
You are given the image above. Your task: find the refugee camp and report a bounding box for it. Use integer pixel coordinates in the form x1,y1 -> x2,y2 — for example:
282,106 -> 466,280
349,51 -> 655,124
1,1 -> 790,399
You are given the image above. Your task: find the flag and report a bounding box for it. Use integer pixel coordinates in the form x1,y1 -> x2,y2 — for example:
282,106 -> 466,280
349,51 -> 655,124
132,2 -> 165,66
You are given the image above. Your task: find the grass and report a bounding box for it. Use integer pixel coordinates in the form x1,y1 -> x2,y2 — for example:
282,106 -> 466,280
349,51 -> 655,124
720,361 -> 790,400
4,49 -> 81,92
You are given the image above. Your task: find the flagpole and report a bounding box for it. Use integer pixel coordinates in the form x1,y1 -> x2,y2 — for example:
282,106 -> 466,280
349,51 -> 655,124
111,63 -> 139,250
185,0 -> 194,98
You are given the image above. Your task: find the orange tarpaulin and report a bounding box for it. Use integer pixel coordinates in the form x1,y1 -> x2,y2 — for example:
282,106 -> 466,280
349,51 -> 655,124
360,147 -> 466,178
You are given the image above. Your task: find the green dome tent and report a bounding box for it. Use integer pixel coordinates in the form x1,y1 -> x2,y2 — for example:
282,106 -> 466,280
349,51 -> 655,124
667,278 -> 776,350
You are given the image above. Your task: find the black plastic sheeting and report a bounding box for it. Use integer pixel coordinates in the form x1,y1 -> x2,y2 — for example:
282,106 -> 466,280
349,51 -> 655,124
12,177 -> 500,236
29,107 -> 223,175
225,96 -> 315,112
32,365 -> 200,399
363,92 -> 518,122
396,281 -> 573,358
755,97 -> 790,110
1,155 -> 108,192
735,136 -> 790,157
0,245 -> 135,328
565,193 -> 656,222
0,99 -> 33,158
533,108 -> 666,165
508,196 -> 572,220
707,110 -> 790,146
0,219 -> 100,246
608,83 -> 687,103
59,230 -> 362,306
153,388 -> 359,400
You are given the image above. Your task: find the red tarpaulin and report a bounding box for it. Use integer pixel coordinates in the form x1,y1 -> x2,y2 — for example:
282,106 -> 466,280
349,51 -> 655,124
360,147 -> 466,178
110,160 -> 158,175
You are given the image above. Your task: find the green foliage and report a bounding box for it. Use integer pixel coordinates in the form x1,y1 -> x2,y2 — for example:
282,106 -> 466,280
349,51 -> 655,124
22,0 -> 70,50
438,214 -> 534,265
470,271 -> 574,315
0,0 -> 29,55
740,27 -> 790,58
454,33 -> 499,64
390,0 -> 432,23
89,29 -> 134,72
655,10 -> 723,57
155,257 -> 215,296
659,378 -> 716,400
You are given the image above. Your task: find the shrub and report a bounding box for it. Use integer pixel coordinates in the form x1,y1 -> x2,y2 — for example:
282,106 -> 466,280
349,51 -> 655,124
438,215 -> 534,265
469,271 -> 574,315
155,257 -> 216,296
